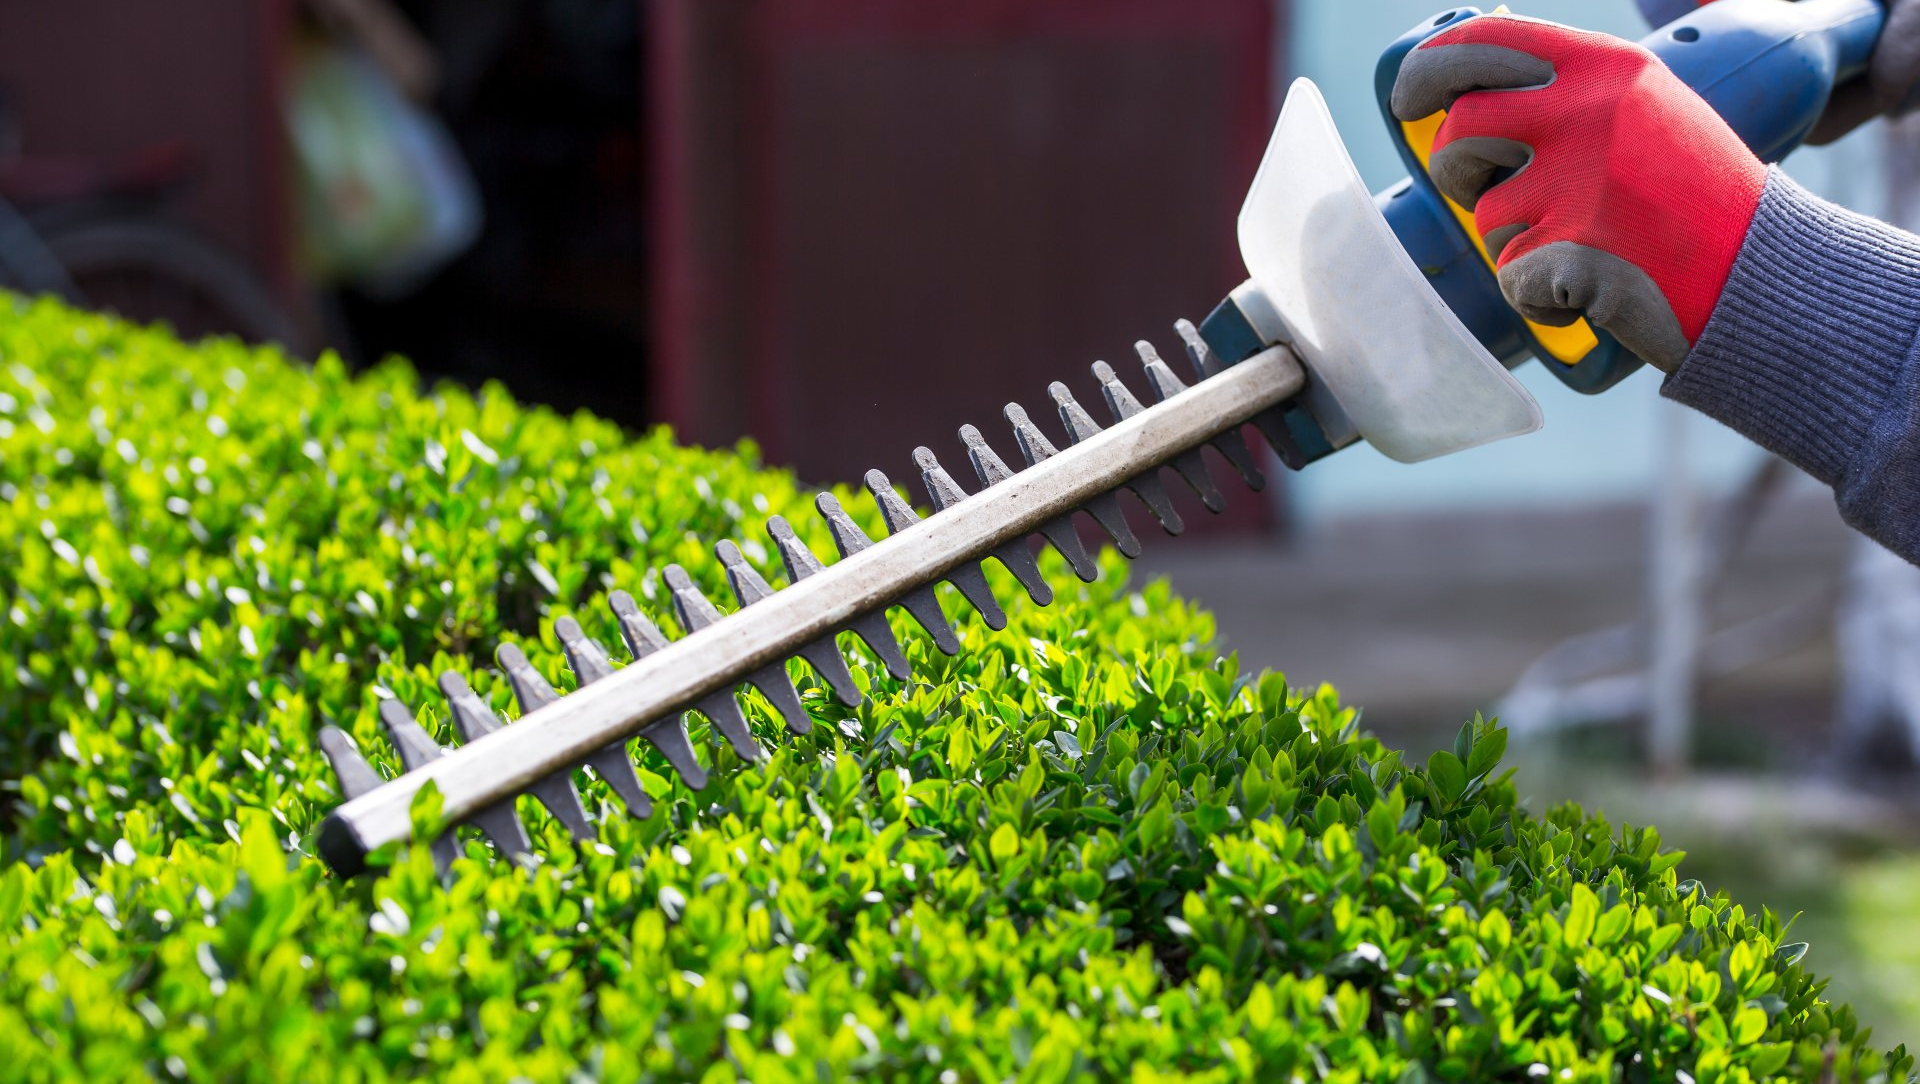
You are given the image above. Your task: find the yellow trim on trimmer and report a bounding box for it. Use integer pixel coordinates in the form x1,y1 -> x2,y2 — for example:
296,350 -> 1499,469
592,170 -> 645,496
1400,111 -> 1598,365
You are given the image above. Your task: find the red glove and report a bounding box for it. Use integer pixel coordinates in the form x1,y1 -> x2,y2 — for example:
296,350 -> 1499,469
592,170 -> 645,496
1390,15 -> 1768,372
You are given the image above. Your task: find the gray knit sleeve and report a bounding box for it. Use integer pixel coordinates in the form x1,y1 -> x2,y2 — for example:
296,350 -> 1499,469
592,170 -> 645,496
1663,168 -> 1920,563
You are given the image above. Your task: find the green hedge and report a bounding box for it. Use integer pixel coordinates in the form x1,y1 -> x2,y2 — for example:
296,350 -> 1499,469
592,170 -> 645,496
0,296 -> 1910,1083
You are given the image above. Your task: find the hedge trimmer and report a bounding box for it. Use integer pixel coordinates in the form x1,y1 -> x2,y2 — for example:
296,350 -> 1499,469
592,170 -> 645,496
316,0 -> 1884,876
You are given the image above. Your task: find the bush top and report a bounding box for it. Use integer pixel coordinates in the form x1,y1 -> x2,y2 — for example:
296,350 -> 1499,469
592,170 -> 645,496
0,298 -> 1910,1083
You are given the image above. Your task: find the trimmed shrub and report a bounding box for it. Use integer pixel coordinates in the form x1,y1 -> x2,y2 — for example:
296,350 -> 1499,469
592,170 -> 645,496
0,297 -> 1911,1083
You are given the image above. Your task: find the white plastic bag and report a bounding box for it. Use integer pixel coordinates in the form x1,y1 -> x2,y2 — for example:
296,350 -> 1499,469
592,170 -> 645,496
286,44 -> 481,297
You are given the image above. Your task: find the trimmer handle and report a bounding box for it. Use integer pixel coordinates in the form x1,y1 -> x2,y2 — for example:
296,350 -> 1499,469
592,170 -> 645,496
1376,0 -> 1884,393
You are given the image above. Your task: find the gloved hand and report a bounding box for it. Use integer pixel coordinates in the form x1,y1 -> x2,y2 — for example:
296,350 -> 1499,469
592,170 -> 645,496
1390,15 -> 1768,372
1809,0 -> 1920,143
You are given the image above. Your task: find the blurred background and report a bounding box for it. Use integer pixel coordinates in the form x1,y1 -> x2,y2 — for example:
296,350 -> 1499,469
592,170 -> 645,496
4,0 -> 1916,1045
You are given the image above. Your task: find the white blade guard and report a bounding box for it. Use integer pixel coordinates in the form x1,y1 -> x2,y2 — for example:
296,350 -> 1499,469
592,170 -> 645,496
1238,78 -> 1542,463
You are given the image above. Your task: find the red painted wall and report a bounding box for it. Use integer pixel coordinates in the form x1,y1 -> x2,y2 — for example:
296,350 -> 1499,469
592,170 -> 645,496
0,0 -> 295,296
651,0 -> 1283,528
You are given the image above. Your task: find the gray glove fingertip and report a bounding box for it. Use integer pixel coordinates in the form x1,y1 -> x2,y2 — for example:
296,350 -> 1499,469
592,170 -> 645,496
1427,136 -> 1533,212
1498,242 -> 1691,373
1390,42 -> 1556,120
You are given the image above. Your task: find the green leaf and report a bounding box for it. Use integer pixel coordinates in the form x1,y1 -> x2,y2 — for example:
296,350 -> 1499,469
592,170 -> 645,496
1365,800 -> 1398,849
1646,923 -> 1685,957
947,725 -> 975,776
236,809 -> 287,890
1565,882 -> 1598,946
0,865 -> 26,931
1593,903 -> 1631,947
1245,983 -> 1275,1030
1138,798 -> 1172,851
1466,727 -> 1507,779
1426,750 -> 1467,805
989,822 -> 1020,863
1478,908 -> 1511,952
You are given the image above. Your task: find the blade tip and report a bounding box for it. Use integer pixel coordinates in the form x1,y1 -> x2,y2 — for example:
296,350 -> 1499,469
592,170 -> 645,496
316,811 -> 372,878
316,725 -> 357,760
436,670 -> 470,698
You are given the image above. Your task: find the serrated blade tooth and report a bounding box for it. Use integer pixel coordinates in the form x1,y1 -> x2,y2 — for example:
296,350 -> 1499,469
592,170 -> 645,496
664,566 -> 767,760
1138,340 -> 1263,492
810,496 -> 915,678
1056,380 -> 1184,534
1095,359 -> 1223,513
318,726 -> 385,800
379,698 -> 443,771
664,564 -> 726,632
440,670 -> 593,841
552,617 -> 657,817
1049,380 -> 1105,445
716,541 -> 813,735
906,452 -> 1008,627
1175,318 -> 1309,471
691,691 -> 765,760
853,476 -> 963,655
377,699 -> 463,872
498,641 -> 560,712
1173,318 -> 1225,380
956,424 -> 1059,601
384,696 -> 532,861
715,539 -> 775,606
607,591 -> 710,788
958,445 -> 1061,602
766,516 -> 882,700
968,419 -> 1088,587
1250,412 -> 1310,471
766,514 -> 829,579
815,491 -> 874,557
609,589 -> 671,657
912,447 -> 970,513
553,617 -> 618,684
1008,401 -> 1140,560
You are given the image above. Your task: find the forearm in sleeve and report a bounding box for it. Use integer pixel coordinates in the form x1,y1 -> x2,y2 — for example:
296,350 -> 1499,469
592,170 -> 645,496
1663,169 -> 1920,563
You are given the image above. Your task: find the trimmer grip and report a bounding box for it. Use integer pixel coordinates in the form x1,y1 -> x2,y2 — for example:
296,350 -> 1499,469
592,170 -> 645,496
1377,0 -> 1884,393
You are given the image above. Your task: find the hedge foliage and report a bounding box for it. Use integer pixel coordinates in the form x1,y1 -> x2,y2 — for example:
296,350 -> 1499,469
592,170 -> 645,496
0,296 -> 1912,1083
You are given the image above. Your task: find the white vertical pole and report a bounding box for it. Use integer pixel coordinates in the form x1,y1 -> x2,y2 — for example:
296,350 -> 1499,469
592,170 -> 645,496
1647,401 -> 1702,777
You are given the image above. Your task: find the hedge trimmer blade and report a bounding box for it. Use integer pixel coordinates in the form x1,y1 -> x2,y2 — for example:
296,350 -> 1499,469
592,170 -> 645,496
316,324 -> 1306,877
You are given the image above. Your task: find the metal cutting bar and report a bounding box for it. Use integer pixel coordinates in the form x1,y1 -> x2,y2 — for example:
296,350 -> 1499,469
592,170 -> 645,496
318,344 -> 1306,871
